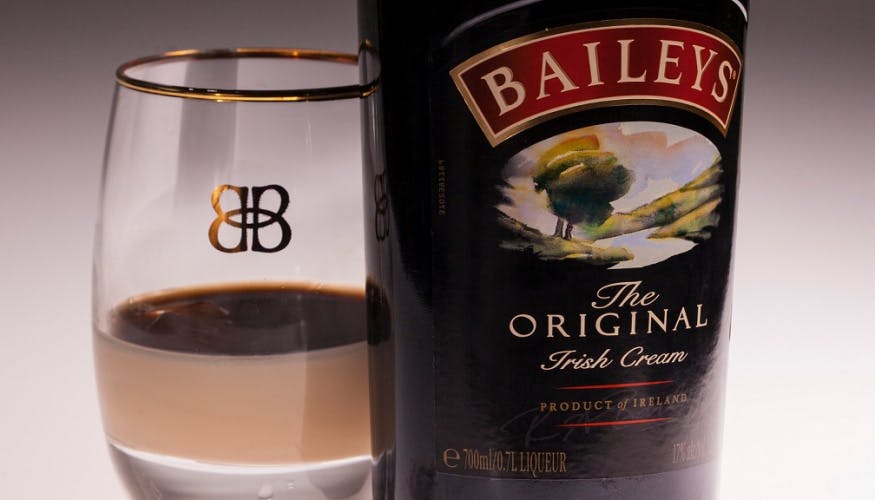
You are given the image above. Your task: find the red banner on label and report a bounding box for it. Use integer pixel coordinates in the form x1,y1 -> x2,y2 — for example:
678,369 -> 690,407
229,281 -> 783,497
450,20 -> 743,146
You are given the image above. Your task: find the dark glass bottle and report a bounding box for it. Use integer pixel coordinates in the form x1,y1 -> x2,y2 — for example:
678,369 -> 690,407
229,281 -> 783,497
359,2 -> 748,499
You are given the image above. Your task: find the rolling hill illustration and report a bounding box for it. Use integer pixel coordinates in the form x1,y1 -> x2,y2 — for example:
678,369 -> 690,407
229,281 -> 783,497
497,122 -> 722,268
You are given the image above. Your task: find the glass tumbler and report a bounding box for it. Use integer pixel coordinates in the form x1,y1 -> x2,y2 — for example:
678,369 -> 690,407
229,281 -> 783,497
92,48 -> 376,500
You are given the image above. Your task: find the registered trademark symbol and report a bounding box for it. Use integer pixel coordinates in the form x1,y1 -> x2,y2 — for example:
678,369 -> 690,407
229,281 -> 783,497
731,71 -> 738,79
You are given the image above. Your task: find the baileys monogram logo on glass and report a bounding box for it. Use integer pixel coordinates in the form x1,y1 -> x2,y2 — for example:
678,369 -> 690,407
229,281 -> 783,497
209,184 -> 292,253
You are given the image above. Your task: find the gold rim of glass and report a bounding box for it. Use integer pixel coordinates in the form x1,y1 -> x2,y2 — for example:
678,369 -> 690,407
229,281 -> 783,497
116,48 -> 377,102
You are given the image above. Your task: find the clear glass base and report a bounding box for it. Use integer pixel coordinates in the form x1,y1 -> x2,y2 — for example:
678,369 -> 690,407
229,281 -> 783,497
108,442 -> 371,500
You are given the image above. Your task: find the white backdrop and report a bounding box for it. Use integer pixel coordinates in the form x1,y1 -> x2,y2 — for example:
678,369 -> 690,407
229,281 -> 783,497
0,1 -> 872,498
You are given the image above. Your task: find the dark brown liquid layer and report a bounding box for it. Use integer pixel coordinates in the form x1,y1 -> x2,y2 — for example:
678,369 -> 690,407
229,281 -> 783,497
109,284 -> 365,355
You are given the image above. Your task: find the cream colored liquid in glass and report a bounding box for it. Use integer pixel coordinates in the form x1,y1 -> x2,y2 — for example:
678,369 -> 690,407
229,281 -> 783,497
95,334 -> 370,465
93,284 -> 370,469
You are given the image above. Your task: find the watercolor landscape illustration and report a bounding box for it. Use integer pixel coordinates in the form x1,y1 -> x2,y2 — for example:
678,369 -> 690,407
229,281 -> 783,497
497,122 -> 723,269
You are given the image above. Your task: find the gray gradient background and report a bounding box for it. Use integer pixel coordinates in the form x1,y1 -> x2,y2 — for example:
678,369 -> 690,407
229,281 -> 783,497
0,1 -> 872,498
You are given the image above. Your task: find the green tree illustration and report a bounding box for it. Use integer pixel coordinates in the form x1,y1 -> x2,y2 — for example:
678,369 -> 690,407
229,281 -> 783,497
533,135 -> 634,240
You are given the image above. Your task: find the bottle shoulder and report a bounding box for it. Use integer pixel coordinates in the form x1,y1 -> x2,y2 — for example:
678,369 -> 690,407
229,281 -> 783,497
437,0 -> 747,49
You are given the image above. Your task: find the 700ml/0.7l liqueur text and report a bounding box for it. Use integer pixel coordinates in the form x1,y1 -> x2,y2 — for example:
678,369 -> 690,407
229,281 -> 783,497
359,1 -> 748,498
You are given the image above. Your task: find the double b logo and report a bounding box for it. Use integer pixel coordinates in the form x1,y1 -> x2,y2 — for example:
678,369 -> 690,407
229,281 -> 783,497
374,173 -> 390,241
209,184 -> 292,253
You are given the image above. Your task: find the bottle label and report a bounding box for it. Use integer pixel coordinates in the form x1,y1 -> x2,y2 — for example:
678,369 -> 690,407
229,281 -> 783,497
451,20 -> 742,146
432,18 -> 742,479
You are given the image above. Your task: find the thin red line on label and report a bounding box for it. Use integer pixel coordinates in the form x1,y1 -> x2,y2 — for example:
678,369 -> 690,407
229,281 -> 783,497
558,417 -> 672,428
557,380 -> 674,390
